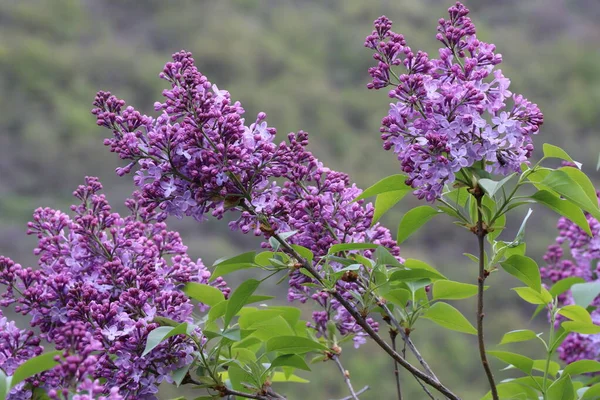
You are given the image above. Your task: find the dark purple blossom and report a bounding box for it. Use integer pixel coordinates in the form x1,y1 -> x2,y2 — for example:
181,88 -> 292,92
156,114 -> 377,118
0,177 -> 229,398
94,51 -> 402,348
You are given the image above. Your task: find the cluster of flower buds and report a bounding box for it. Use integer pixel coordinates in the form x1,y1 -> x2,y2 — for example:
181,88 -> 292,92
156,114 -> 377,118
365,2 -> 543,201
0,177 -> 229,398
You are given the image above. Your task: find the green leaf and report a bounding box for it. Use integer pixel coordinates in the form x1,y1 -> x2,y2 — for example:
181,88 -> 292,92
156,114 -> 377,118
375,246 -> 402,267
269,354 -> 311,372
210,251 -> 256,281
143,323 -> 189,357
512,286 -> 553,305
10,351 -> 62,388
267,306 -> 302,328
208,300 -> 228,322
562,322 -> 600,334
183,283 -> 226,306
432,281 -> 479,300
500,329 -> 539,345
581,383 -> 600,399
266,336 -> 327,354
559,305 -> 593,324
255,251 -> 280,267
328,243 -> 378,254
487,351 -> 534,374
550,277 -> 586,298
291,245 -> 313,262
559,167 -> 597,207
479,173 -> 516,198
488,212 -> 506,242
482,381 -> 538,400
531,190 -> 591,236
0,370 -> 7,400
527,167 -> 551,184
533,359 -> 561,377
500,255 -> 541,292
506,208 -> 534,247
390,269 -> 444,282
220,328 -> 243,341
396,206 -> 441,244
246,295 -> 275,304
172,364 -> 191,387
403,259 -> 447,278
451,187 -> 471,207
270,371 -> 309,383
382,289 -> 411,307
563,360 -> 600,377
239,309 -> 281,327
242,315 -> 294,340
269,231 -> 298,251
372,190 -> 409,224
504,243 -> 527,259
546,374 -> 574,400
463,253 -> 479,264
354,175 -> 410,201
422,302 -> 476,335
571,282 -> 600,309
224,279 -> 261,328
543,144 -> 581,169
538,170 -> 600,221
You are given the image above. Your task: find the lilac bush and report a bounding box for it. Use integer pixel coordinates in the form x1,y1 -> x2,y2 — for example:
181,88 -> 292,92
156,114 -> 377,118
1,2 -> 600,400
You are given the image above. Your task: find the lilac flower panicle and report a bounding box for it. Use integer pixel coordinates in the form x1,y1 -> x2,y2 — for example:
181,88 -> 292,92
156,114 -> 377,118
0,177 -> 229,398
94,51 -> 402,349
365,2 -> 543,201
541,189 -> 600,364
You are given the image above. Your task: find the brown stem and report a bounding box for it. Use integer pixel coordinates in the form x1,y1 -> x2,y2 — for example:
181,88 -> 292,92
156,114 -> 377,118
380,303 -> 438,380
220,388 -> 273,400
475,195 -> 498,400
332,354 -> 361,400
337,386 -> 370,400
182,374 -> 284,400
272,233 -> 461,400
390,330 -> 403,400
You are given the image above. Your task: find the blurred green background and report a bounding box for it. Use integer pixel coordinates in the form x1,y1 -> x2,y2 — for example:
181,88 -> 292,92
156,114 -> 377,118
0,0 -> 599,398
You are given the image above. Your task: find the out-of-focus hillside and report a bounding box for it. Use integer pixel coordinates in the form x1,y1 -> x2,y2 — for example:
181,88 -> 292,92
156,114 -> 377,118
0,1 -> 599,398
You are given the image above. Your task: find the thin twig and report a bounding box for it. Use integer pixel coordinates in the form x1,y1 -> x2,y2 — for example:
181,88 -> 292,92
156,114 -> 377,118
397,334 -> 435,399
411,374 -> 436,400
332,354 -> 360,400
183,374 -> 285,400
221,388 -> 271,400
380,303 -> 438,380
390,330 -> 403,400
475,194 -> 498,400
271,233 -> 461,400
337,386 -> 370,400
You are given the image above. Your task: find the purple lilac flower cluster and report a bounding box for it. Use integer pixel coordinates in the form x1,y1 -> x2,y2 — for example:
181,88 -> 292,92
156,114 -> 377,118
93,51 -> 402,348
0,309 -> 43,400
541,190 -> 600,364
365,2 -> 543,201
0,177 -> 229,398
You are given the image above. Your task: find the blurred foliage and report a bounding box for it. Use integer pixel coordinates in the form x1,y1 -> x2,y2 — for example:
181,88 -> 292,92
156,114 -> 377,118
0,0 -> 599,398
